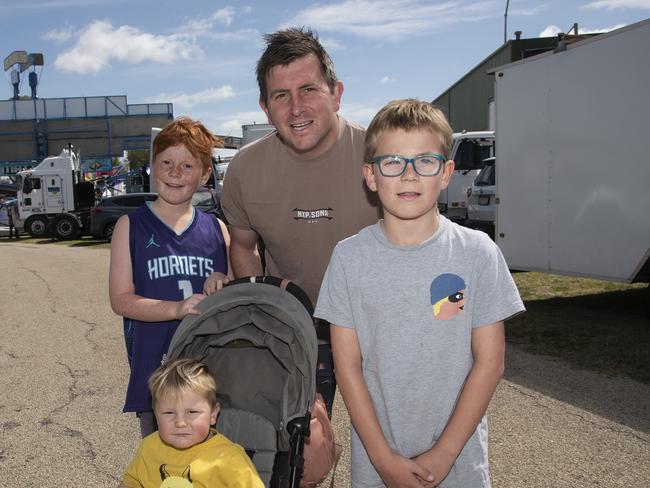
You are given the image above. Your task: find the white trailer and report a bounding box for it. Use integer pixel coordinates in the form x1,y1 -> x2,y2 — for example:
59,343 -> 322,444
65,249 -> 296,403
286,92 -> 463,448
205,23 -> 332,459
493,19 -> 650,283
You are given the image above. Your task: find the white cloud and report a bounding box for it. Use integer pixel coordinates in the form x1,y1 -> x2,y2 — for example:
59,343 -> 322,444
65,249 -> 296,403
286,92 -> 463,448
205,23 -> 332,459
148,85 -> 236,109
219,119 -> 247,135
177,18 -> 215,33
177,6 -> 236,36
379,75 -> 396,84
43,25 -> 76,42
339,102 -> 381,127
212,110 -> 269,136
213,6 -> 236,25
0,0 -> 116,11
54,20 -> 200,74
584,0 -> 650,10
281,0 -> 499,41
539,25 -> 563,37
211,29 -> 261,42
539,23 -> 627,36
321,38 -> 346,51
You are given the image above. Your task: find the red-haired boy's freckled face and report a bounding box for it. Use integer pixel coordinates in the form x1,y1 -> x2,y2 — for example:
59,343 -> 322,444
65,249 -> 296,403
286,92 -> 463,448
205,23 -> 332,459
153,144 -> 211,206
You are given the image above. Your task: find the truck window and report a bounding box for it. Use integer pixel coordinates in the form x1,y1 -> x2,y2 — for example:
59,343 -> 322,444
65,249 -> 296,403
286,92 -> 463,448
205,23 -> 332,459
454,140 -> 493,171
23,177 -> 41,193
475,163 -> 495,186
454,141 -> 481,171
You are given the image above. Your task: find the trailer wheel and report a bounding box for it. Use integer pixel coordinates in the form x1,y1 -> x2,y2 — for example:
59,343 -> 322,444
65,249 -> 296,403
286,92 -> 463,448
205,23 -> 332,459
103,222 -> 115,241
25,215 -> 50,238
52,214 -> 79,240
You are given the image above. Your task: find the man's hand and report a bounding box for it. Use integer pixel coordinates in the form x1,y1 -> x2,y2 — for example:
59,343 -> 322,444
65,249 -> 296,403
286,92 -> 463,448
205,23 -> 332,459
203,272 -> 230,295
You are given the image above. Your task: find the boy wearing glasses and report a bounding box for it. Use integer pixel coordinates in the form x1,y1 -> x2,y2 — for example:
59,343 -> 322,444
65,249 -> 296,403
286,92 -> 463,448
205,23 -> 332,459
315,99 -> 524,488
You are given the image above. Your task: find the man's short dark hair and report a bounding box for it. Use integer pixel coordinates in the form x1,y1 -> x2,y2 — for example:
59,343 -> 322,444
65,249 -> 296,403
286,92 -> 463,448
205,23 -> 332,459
256,27 -> 338,103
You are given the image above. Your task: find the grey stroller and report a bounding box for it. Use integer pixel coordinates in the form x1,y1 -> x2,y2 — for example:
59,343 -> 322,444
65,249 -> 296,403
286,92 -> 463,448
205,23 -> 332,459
166,277 -> 318,488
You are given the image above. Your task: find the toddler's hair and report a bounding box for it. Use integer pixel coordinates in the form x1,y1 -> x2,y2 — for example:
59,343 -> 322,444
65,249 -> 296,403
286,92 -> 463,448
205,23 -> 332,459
364,99 -> 453,163
149,358 -> 218,408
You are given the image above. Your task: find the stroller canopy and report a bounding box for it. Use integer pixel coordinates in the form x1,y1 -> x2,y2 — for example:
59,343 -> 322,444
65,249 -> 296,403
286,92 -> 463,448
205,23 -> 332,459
167,280 -> 318,450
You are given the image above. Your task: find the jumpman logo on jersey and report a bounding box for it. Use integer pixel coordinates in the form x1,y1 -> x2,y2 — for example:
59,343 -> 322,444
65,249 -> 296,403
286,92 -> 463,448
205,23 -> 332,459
146,234 -> 160,248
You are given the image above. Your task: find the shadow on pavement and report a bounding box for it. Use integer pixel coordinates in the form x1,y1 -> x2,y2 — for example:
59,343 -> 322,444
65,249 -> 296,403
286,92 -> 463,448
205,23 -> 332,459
69,239 -> 109,247
503,288 -> 650,433
1,235 -> 109,247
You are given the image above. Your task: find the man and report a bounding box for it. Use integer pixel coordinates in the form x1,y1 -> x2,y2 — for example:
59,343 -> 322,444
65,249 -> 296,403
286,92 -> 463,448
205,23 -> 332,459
8,201 -> 20,239
221,28 -> 380,415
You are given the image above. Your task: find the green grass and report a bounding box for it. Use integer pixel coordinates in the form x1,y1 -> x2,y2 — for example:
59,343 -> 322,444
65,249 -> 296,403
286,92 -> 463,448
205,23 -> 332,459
508,272 -> 649,384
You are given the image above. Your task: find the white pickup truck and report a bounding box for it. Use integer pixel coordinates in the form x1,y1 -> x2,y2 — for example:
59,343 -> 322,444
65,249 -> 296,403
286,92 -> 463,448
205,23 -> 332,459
438,131 -> 494,222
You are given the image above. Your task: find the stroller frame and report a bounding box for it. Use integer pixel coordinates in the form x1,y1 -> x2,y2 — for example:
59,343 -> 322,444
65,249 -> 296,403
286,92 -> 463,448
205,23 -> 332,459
167,277 -> 318,488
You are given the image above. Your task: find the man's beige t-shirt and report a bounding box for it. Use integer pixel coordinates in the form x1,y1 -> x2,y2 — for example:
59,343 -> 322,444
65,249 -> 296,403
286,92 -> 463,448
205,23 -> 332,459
221,116 -> 381,308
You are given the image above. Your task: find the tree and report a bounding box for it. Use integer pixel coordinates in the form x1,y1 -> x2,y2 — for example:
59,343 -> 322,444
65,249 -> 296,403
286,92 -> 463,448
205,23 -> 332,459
126,149 -> 149,170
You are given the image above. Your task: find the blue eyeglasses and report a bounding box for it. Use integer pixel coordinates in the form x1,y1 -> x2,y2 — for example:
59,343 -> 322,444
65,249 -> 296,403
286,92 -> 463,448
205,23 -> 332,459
370,153 -> 446,177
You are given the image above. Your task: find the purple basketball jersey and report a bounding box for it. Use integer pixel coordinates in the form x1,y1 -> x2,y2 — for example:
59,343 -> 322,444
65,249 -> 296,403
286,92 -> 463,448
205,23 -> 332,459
123,204 -> 227,412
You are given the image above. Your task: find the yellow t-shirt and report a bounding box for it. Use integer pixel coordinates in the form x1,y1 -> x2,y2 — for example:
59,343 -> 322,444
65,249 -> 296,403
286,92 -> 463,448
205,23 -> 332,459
122,429 -> 264,488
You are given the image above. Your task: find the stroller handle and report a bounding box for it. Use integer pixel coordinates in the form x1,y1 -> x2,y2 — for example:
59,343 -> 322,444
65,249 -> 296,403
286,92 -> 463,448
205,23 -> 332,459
227,276 -> 315,316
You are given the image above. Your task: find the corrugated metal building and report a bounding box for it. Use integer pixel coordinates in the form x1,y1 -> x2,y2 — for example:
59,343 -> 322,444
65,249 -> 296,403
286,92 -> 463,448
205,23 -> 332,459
0,95 -> 173,174
432,33 -> 595,132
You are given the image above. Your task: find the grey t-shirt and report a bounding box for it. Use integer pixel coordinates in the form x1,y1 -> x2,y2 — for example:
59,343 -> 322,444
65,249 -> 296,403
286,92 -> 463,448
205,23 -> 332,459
315,217 -> 524,487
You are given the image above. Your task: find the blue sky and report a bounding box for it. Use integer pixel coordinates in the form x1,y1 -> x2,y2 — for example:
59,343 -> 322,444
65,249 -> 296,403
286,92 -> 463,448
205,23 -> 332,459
2,0 -> 649,137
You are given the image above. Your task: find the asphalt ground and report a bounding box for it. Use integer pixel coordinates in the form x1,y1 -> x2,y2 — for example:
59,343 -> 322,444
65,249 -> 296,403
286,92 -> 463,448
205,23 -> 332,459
1,240 -> 649,487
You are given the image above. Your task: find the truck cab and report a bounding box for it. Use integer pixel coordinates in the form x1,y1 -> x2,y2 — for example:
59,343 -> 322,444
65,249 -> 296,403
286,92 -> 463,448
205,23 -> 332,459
438,131 -> 494,222
17,147 -> 94,239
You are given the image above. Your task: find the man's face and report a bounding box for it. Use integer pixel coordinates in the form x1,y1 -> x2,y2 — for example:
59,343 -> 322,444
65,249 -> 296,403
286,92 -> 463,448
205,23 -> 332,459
260,54 -> 343,160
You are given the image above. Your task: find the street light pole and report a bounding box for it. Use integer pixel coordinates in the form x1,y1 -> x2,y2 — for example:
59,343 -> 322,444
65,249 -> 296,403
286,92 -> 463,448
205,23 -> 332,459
504,0 -> 511,44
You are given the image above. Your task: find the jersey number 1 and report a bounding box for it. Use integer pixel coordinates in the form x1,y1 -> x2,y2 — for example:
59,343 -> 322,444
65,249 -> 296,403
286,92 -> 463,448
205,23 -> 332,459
178,280 -> 193,299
